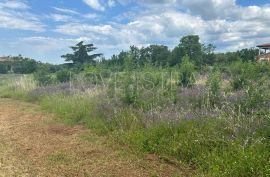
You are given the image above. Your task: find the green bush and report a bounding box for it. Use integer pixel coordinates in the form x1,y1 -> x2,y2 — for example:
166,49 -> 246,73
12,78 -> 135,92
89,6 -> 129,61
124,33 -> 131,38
34,66 -> 54,86
122,72 -> 139,105
56,69 -> 71,83
229,62 -> 270,90
178,56 -> 195,87
12,59 -> 37,74
107,67 -> 178,109
229,62 -> 249,90
0,63 -> 8,74
238,85 -> 265,113
206,71 -> 221,107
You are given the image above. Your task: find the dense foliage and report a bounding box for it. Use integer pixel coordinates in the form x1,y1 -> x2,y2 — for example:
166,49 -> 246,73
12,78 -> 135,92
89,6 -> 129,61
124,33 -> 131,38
101,35 -> 259,70
0,56 -> 38,74
61,41 -> 102,65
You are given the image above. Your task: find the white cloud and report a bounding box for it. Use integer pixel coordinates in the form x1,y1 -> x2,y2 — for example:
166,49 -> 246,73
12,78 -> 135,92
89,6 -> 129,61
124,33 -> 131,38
115,0 -> 176,5
52,6 -> 101,21
83,0 -> 105,11
0,0 -> 44,31
2,0 -> 270,62
0,11 -> 44,31
53,7 -> 79,15
0,0 -> 29,9
55,23 -> 116,39
54,1 -> 270,55
19,36 -> 78,52
9,36 -> 89,63
54,11 -> 203,53
179,0 -> 237,20
83,13 -> 99,19
108,0 -> 116,7
50,14 -> 74,22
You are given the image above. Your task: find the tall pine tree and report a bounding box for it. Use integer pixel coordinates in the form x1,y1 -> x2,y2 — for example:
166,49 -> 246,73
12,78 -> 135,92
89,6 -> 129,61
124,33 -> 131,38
61,41 -> 102,65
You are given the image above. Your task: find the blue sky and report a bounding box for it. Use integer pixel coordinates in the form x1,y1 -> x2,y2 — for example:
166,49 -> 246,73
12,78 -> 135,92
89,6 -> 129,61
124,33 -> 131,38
0,0 -> 270,63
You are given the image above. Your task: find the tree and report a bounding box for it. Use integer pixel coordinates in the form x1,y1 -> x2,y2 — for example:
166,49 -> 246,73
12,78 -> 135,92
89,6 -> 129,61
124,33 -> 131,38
179,35 -> 203,67
61,41 -> 102,65
147,45 -> 170,66
202,44 -> 216,65
0,63 -> 8,74
129,45 -> 141,67
12,58 -> 38,74
169,46 -> 184,66
168,35 -> 204,67
237,48 -> 259,62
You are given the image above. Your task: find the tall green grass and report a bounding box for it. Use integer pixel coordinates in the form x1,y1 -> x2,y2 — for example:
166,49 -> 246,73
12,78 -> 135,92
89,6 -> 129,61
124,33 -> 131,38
115,116 -> 270,176
0,74 -> 36,99
39,91 -> 108,134
39,94 -> 270,176
0,72 -> 269,177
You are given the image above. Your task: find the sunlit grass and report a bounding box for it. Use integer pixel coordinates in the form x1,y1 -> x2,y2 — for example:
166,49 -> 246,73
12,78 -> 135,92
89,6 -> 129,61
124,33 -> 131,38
1,71 -> 269,176
0,74 -> 37,99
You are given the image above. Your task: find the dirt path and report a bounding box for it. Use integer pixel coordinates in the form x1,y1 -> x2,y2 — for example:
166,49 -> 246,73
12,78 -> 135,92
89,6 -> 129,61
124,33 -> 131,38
0,99 -> 189,177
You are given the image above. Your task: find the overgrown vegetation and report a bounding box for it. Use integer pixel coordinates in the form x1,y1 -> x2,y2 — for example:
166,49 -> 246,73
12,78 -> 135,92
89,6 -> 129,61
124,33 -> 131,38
0,35 -> 269,176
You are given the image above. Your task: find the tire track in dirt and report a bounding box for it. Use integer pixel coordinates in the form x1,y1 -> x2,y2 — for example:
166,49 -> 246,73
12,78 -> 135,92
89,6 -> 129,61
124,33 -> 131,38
0,99 -> 190,177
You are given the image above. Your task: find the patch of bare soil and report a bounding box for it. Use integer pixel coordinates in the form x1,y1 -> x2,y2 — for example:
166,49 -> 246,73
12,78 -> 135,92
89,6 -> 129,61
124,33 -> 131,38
0,99 -> 191,177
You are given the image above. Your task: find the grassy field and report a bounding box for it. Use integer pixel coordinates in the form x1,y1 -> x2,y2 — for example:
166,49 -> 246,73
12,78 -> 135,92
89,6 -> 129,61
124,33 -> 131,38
0,99 -> 187,176
0,68 -> 269,176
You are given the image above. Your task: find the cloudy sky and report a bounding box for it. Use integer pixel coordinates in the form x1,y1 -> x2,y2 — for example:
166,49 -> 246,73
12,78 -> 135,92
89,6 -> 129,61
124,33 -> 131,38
0,0 -> 269,63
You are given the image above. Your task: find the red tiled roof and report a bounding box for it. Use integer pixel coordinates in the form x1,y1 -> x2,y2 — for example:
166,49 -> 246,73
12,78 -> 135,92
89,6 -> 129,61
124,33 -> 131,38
0,57 -> 12,62
257,43 -> 270,48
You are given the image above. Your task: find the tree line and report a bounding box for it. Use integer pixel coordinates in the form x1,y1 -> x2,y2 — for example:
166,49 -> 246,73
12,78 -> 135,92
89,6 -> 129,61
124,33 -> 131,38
102,35 -> 259,70
0,35 -> 259,74
60,35 -> 259,70
0,55 -> 38,74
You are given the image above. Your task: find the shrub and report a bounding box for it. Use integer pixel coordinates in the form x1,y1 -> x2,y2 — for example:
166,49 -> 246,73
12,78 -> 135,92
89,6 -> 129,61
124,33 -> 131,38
0,63 -> 8,74
238,85 -> 265,113
229,62 -> 249,90
56,69 -> 71,83
179,56 -> 195,87
206,71 -> 221,107
229,61 -> 270,90
12,59 -> 37,74
119,71 -> 139,105
107,67 -> 178,109
34,66 -> 54,86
